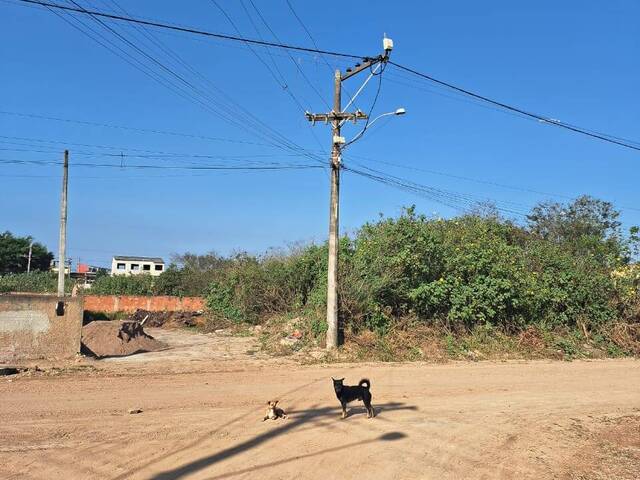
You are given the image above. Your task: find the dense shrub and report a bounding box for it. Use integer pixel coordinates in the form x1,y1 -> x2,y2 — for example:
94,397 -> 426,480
169,252 -> 232,295
88,269 -> 196,296
0,271 -> 72,293
90,274 -> 155,295
8,196 -> 633,348
153,267 -> 186,296
198,198 -> 637,336
206,247 -> 329,323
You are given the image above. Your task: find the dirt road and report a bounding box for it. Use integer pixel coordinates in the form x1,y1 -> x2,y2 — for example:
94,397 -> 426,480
1,330 -> 639,479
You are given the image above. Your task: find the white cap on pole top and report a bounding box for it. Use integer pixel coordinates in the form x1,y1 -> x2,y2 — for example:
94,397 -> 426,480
383,33 -> 394,52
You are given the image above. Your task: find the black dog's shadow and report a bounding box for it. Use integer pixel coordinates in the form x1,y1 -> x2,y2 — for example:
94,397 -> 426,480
285,401 -> 413,420
345,405 -> 378,417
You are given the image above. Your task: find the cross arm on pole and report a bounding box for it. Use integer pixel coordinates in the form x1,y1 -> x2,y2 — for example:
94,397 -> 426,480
341,54 -> 386,81
305,110 -> 368,125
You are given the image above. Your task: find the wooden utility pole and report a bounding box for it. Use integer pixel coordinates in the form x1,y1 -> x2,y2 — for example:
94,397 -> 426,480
57,150 -> 68,303
306,40 -> 392,349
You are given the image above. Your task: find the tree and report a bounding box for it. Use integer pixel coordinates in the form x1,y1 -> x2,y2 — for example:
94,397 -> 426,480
0,232 -> 54,274
527,196 -> 625,265
527,196 -> 621,242
171,251 -> 228,271
169,251 -> 233,295
0,231 -> 54,274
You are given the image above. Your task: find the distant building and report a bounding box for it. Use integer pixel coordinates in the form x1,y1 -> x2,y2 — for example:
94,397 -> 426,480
77,263 -> 108,275
72,263 -> 109,288
50,259 -> 71,275
111,256 -> 165,276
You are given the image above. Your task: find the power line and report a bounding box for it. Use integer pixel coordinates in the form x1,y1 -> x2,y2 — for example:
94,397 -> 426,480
0,135 -> 323,166
0,135 -> 312,158
247,0 -> 331,110
207,0 -> 326,155
38,1 -> 327,165
238,0 -> 291,89
386,67 -> 640,149
343,164 -> 529,217
12,0 -> 640,152
0,172 -> 211,179
284,0 -> 358,109
106,0 -> 322,161
0,157 -> 325,170
345,66 -> 385,147
0,110 -> 269,145
44,0 -> 198,105
1,109 -> 326,165
388,61 -> 640,153
241,0 -> 328,152
16,0 -> 361,59
384,71 -> 539,123
209,0 -> 305,113
65,0 -> 287,147
0,147 -> 323,168
348,154 -> 574,199
344,153 -> 640,214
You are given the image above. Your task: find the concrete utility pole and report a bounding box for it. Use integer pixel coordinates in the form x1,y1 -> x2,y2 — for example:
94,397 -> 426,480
306,38 -> 394,349
326,69 -> 342,350
26,239 -> 33,273
57,150 -> 68,305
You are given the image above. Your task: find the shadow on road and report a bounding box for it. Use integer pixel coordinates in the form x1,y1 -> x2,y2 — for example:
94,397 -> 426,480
150,402 -> 416,480
111,377 -> 327,480
206,431 -> 408,480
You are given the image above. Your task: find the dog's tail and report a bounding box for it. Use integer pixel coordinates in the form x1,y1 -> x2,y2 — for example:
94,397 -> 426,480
358,378 -> 371,389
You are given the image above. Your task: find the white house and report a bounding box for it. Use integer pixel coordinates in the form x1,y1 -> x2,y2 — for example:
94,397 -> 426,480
111,256 -> 165,276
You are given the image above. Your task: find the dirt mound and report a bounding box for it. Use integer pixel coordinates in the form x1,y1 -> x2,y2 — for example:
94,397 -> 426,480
81,321 -> 166,358
128,309 -> 203,328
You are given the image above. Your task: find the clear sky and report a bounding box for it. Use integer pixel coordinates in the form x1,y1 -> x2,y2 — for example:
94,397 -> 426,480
1,0 -> 639,267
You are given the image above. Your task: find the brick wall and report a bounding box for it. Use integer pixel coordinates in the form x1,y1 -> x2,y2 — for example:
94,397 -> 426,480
83,295 -> 204,313
0,294 -> 83,362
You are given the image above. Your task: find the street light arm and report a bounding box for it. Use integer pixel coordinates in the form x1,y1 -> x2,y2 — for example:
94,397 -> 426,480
344,109 -> 406,148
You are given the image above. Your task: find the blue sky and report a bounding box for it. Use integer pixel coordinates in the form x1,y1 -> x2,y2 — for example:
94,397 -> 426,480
1,0 -> 639,267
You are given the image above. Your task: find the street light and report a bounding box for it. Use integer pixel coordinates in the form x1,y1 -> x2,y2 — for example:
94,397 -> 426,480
345,108 -> 406,146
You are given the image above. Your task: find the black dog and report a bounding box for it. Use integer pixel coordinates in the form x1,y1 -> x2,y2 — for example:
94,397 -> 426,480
332,377 -> 374,419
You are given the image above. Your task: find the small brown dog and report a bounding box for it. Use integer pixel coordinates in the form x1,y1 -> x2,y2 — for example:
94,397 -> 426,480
263,400 -> 287,421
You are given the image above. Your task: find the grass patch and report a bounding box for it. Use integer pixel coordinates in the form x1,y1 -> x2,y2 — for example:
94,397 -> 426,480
250,315 -> 639,363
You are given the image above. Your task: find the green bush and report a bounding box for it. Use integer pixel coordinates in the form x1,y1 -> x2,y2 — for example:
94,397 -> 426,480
198,198 -> 635,339
90,274 -> 154,295
206,281 -> 245,323
0,271 -> 71,293
89,269 -> 196,296
153,267 -> 185,296
201,247 -> 329,323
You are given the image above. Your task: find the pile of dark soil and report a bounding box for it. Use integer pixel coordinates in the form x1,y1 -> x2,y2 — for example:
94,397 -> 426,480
81,321 -> 166,358
128,309 -> 202,328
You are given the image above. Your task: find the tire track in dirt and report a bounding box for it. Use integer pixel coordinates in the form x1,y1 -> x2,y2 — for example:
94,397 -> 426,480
2,332 -> 638,480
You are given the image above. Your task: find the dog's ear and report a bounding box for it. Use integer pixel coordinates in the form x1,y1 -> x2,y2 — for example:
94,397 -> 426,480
274,400 -> 279,405
338,378 -> 344,382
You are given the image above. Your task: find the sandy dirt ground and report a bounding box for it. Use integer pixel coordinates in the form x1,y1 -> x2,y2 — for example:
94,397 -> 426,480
1,328 -> 639,480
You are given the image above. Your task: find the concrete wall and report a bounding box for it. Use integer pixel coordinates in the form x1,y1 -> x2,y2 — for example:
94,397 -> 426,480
83,295 -> 204,313
0,294 -> 83,362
